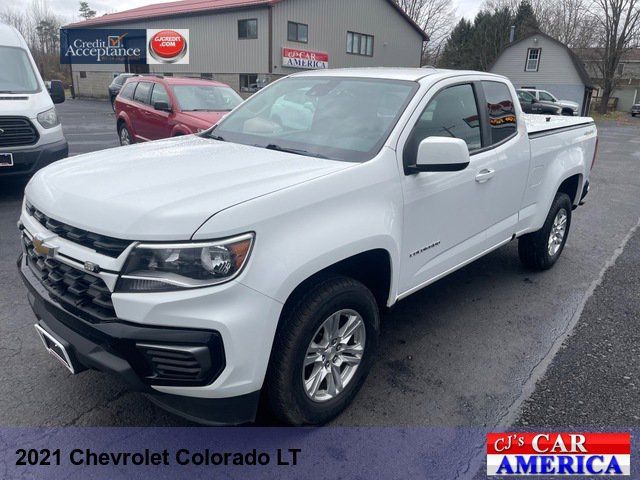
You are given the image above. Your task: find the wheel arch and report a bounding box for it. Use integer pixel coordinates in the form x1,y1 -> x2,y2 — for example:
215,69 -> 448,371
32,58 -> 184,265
282,249 -> 393,312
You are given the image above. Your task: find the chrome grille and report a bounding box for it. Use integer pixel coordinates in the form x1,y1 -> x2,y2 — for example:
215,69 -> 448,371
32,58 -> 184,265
26,203 -> 131,257
23,235 -> 117,323
0,116 -> 39,147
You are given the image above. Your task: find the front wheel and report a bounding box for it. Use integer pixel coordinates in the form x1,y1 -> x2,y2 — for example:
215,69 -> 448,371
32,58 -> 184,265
518,192 -> 572,270
266,276 -> 380,425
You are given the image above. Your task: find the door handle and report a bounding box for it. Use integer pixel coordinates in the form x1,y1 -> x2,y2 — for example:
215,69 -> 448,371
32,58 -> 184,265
475,169 -> 496,183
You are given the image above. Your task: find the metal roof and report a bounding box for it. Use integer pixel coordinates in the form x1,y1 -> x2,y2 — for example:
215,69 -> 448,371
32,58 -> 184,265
65,0 -> 429,41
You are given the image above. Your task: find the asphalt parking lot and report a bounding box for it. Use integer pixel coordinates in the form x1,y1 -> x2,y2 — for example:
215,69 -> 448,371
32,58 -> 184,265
0,100 -> 639,468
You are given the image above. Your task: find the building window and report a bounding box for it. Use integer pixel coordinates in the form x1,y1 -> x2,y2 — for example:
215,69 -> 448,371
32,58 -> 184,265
79,71 -> 87,79
287,21 -> 308,43
525,48 -> 541,72
617,62 -> 625,75
347,31 -> 374,57
240,74 -> 259,93
238,19 -> 258,39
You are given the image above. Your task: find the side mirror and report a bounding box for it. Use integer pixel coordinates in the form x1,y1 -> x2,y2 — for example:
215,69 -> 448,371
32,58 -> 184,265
154,101 -> 171,112
48,80 -> 65,104
408,137 -> 470,173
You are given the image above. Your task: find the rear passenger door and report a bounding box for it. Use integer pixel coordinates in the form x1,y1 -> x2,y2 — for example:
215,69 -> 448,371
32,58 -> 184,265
478,81 -> 530,247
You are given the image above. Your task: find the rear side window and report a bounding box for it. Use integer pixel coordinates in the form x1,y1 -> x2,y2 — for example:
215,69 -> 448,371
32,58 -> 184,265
404,83 -> 481,167
133,82 -> 152,104
482,81 -> 517,145
120,82 -> 136,100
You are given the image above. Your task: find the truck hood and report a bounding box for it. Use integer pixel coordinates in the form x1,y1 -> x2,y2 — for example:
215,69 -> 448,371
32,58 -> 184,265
25,135 -> 352,241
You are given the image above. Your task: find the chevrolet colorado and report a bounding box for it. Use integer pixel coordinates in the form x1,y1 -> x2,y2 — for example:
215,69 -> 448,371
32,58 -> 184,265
18,68 -> 597,425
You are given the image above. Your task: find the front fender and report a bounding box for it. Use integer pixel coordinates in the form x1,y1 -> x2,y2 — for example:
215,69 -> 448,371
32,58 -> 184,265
192,151 -> 404,306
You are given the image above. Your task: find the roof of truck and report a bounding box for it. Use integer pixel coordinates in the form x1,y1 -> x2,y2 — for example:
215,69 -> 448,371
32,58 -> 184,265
289,67 -> 508,82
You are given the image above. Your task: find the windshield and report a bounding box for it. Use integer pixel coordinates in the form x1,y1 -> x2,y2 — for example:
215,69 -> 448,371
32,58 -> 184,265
538,91 -> 556,102
517,90 -> 534,102
0,47 -> 39,93
208,76 -> 418,162
173,85 -> 243,112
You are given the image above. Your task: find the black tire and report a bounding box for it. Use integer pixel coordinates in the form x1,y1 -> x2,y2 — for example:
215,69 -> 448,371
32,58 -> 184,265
266,275 -> 380,425
118,124 -> 133,145
111,96 -> 116,112
518,192 -> 572,270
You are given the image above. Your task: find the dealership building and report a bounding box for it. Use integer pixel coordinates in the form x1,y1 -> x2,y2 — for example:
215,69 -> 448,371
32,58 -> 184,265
65,0 -> 428,98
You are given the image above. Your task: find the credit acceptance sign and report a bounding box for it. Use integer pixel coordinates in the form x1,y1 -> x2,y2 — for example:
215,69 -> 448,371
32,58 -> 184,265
282,47 -> 329,69
60,28 -> 189,65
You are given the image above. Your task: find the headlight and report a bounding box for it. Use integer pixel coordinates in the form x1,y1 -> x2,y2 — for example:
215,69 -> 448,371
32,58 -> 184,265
117,233 -> 254,292
37,107 -> 60,129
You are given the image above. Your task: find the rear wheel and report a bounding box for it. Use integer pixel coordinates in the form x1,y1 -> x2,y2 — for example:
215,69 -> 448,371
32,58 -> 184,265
266,276 -> 380,425
111,96 -> 116,112
518,192 -> 572,270
118,124 -> 132,146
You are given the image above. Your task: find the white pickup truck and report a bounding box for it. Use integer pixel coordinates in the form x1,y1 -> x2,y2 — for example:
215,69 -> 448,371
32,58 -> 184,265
18,68 -> 597,425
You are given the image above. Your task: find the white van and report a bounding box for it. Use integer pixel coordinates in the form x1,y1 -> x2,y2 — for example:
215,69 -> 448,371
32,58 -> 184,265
0,23 -> 67,177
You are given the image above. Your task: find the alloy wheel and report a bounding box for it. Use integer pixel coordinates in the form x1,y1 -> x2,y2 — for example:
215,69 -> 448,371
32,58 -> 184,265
302,309 -> 366,402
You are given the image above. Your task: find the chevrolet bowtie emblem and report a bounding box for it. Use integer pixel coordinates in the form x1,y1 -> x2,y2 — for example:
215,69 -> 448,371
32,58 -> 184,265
32,234 -> 58,258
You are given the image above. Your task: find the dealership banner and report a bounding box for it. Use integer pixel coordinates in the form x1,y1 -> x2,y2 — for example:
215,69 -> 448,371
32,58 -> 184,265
60,28 -> 189,65
2,427 -> 638,479
60,29 -> 147,64
282,47 -> 329,69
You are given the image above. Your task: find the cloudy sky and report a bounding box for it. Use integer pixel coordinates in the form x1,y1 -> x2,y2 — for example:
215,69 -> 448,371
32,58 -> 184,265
29,0 -> 483,24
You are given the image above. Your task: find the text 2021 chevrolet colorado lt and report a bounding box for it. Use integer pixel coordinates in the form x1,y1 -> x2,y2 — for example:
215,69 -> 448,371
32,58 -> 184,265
18,68 -> 597,425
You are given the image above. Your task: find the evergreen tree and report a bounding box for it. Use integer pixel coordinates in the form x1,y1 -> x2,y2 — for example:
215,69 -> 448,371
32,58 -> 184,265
513,0 -> 540,40
439,18 -> 474,68
79,2 -> 96,20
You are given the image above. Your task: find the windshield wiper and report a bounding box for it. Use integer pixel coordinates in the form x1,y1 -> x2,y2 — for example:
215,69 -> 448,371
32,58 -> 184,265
204,132 -> 225,141
263,144 -> 328,159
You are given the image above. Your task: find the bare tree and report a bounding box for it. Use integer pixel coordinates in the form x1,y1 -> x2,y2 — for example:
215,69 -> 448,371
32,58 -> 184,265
589,0 -> 640,112
394,0 -> 457,65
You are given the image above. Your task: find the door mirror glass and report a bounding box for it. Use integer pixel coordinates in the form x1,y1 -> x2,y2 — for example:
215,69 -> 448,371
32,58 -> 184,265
409,137 -> 470,173
154,101 -> 171,111
48,80 -> 65,104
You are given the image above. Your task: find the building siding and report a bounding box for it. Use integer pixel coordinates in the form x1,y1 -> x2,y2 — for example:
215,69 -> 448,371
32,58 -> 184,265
490,35 -> 588,111
70,0 -> 424,98
271,0 -> 423,75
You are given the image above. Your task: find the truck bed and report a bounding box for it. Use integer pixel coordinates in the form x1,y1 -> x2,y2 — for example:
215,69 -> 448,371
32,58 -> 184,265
523,114 -> 594,137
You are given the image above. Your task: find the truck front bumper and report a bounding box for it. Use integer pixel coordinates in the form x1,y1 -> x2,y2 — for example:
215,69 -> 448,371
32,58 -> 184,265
18,254 -> 265,425
0,139 -> 68,177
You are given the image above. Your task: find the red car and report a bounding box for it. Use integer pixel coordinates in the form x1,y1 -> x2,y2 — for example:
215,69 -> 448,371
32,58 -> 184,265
115,76 -> 243,145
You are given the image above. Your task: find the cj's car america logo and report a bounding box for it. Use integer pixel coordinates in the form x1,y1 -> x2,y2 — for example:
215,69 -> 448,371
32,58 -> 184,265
487,432 -> 630,476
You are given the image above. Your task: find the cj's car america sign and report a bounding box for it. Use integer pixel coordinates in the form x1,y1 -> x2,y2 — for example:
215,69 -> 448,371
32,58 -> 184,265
487,432 -> 630,476
60,28 -> 189,65
282,47 -> 329,69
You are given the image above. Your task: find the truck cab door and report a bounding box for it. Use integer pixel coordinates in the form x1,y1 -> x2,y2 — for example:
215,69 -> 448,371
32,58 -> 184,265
396,81 -> 497,296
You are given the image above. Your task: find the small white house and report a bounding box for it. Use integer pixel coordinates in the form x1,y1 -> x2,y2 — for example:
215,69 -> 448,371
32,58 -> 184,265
490,31 -> 594,115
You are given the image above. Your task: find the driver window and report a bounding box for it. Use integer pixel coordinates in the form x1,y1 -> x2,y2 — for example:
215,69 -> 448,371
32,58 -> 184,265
150,84 -> 169,106
403,84 -> 481,168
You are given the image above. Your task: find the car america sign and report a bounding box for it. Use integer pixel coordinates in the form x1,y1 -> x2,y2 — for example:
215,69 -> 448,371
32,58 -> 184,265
282,47 -> 329,70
